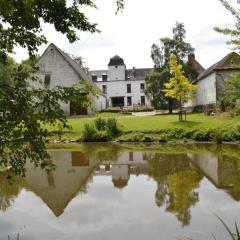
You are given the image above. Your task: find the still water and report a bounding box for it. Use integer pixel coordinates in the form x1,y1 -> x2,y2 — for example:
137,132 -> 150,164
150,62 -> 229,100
1,143 -> 240,240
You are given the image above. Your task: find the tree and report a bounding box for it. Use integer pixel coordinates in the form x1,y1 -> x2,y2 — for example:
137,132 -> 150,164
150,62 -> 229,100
214,0 -> 240,49
145,22 -> 197,113
0,0 -> 124,61
218,73 -> 240,112
163,54 -> 197,121
0,0 -> 123,177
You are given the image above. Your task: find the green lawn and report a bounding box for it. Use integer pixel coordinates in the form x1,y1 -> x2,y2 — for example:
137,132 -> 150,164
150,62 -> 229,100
46,113 -> 240,140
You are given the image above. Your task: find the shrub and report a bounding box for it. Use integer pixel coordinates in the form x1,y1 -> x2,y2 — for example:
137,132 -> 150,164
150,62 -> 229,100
211,129 -> 223,144
82,123 -> 97,141
94,117 -> 106,131
192,129 -> 212,141
106,117 -> 121,137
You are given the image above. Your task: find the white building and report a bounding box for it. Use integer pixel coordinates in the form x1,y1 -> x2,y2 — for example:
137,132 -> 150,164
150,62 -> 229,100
35,43 -> 107,115
91,55 -> 152,109
185,52 -> 240,111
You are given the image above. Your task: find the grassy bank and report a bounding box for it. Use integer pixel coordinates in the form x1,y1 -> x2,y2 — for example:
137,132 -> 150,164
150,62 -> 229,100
46,113 -> 240,143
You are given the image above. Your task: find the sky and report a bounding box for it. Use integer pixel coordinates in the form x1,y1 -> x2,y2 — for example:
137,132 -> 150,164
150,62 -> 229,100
14,0 -> 238,71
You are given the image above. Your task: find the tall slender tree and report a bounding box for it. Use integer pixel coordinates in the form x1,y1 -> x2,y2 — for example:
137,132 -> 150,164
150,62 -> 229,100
163,54 -> 197,121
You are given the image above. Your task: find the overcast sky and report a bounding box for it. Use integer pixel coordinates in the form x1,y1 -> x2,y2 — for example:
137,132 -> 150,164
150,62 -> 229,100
15,0 -> 238,70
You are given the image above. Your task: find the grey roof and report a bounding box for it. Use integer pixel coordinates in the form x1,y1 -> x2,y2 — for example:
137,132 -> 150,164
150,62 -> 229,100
40,43 -> 93,84
90,68 -> 152,81
108,55 -> 125,66
197,52 -> 240,81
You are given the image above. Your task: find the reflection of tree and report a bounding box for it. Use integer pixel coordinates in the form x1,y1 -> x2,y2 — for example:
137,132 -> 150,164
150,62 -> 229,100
0,174 -> 24,212
166,170 -> 201,226
148,153 -> 202,227
81,143 -> 124,162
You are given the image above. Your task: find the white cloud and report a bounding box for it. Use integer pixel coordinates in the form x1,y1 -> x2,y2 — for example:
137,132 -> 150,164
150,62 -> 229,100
14,0 -> 238,70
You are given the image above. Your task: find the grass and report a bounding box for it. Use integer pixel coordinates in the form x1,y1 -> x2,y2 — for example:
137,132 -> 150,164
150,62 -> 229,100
45,113 -> 240,141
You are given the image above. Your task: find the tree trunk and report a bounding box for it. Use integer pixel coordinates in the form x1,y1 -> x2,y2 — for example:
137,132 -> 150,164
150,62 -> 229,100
168,99 -> 173,114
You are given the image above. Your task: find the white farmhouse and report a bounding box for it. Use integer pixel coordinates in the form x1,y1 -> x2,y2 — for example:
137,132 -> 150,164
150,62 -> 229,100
35,43 -> 107,115
91,55 -> 152,109
185,52 -> 240,111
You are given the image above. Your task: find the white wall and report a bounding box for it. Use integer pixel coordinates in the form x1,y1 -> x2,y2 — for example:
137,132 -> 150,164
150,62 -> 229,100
35,46 -> 82,115
185,72 -> 216,108
94,95 -> 107,111
95,80 -> 150,107
108,65 -> 126,81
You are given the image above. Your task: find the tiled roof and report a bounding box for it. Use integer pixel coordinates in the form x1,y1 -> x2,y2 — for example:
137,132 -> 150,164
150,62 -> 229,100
197,52 -> 240,81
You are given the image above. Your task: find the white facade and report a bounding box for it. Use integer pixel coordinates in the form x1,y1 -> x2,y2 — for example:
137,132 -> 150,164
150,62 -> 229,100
35,44 -> 106,115
185,72 -> 217,108
91,55 -> 152,108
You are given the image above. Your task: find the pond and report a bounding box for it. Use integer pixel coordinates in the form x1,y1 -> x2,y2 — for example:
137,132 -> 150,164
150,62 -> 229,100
1,143 -> 240,240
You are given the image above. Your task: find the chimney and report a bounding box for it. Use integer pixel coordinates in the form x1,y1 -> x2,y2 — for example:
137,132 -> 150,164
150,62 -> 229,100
188,54 -> 196,64
132,67 -> 136,78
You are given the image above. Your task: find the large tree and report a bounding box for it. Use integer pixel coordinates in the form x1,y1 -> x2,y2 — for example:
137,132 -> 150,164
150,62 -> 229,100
0,0 -> 124,61
0,0 -> 124,177
145,22 -> 196,112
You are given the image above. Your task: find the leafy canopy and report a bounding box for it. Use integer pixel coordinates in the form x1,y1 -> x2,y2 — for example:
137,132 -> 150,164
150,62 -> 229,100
0,0 -> 124,60
0,0 -> 123,176
163,54 -> 197,102
145,22 -> 196,111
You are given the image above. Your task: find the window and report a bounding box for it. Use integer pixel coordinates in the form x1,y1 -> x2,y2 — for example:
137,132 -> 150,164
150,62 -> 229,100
127,84 -> 131,93
92,75 -> 97,82
102,74 -> 108,81
127,96 -> 132,106
102,85 -> 107,94
44,74 -> 51,89
141,96 -> 145,105
140,83 -> 145,93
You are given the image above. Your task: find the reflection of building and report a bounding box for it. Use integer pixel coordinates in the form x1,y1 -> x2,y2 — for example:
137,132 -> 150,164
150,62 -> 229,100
188,153 -> 240,201
25,152 -> 99,216
95,151 -> 149,189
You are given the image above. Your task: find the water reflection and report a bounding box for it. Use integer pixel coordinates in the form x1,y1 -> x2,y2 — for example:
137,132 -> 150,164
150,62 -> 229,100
1,144 -> 240,239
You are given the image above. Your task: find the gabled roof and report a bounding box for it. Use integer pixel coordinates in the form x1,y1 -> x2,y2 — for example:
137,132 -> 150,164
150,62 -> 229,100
39,43 -> 93,84
197,52 -> 240,81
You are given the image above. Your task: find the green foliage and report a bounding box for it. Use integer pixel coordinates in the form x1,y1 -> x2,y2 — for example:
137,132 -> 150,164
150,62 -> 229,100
106,117 -> 121,137
148,22 -> 197,112
82,123 -> 98,141
214,0 -> 240,49
214,216 -> 240,240
0,60 -> 98,176
94,117 -> 107,131
82,117 -> 121,141
217,73 -> 240,114
163,54 -> 197,120
0,0 -> 124,60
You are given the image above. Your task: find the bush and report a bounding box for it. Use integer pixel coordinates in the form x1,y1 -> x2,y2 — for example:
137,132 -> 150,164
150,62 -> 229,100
82,123 -> 97,141
211,129 -> 223,144
94,117 -> 106,131
106,117 -> 121,137
192,129 -> 212,141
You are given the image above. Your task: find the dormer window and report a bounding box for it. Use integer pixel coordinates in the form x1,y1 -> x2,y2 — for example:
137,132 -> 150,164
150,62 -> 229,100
92,75 -> 97,82
102,74 -> 108,82
44,74 -> 51,89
